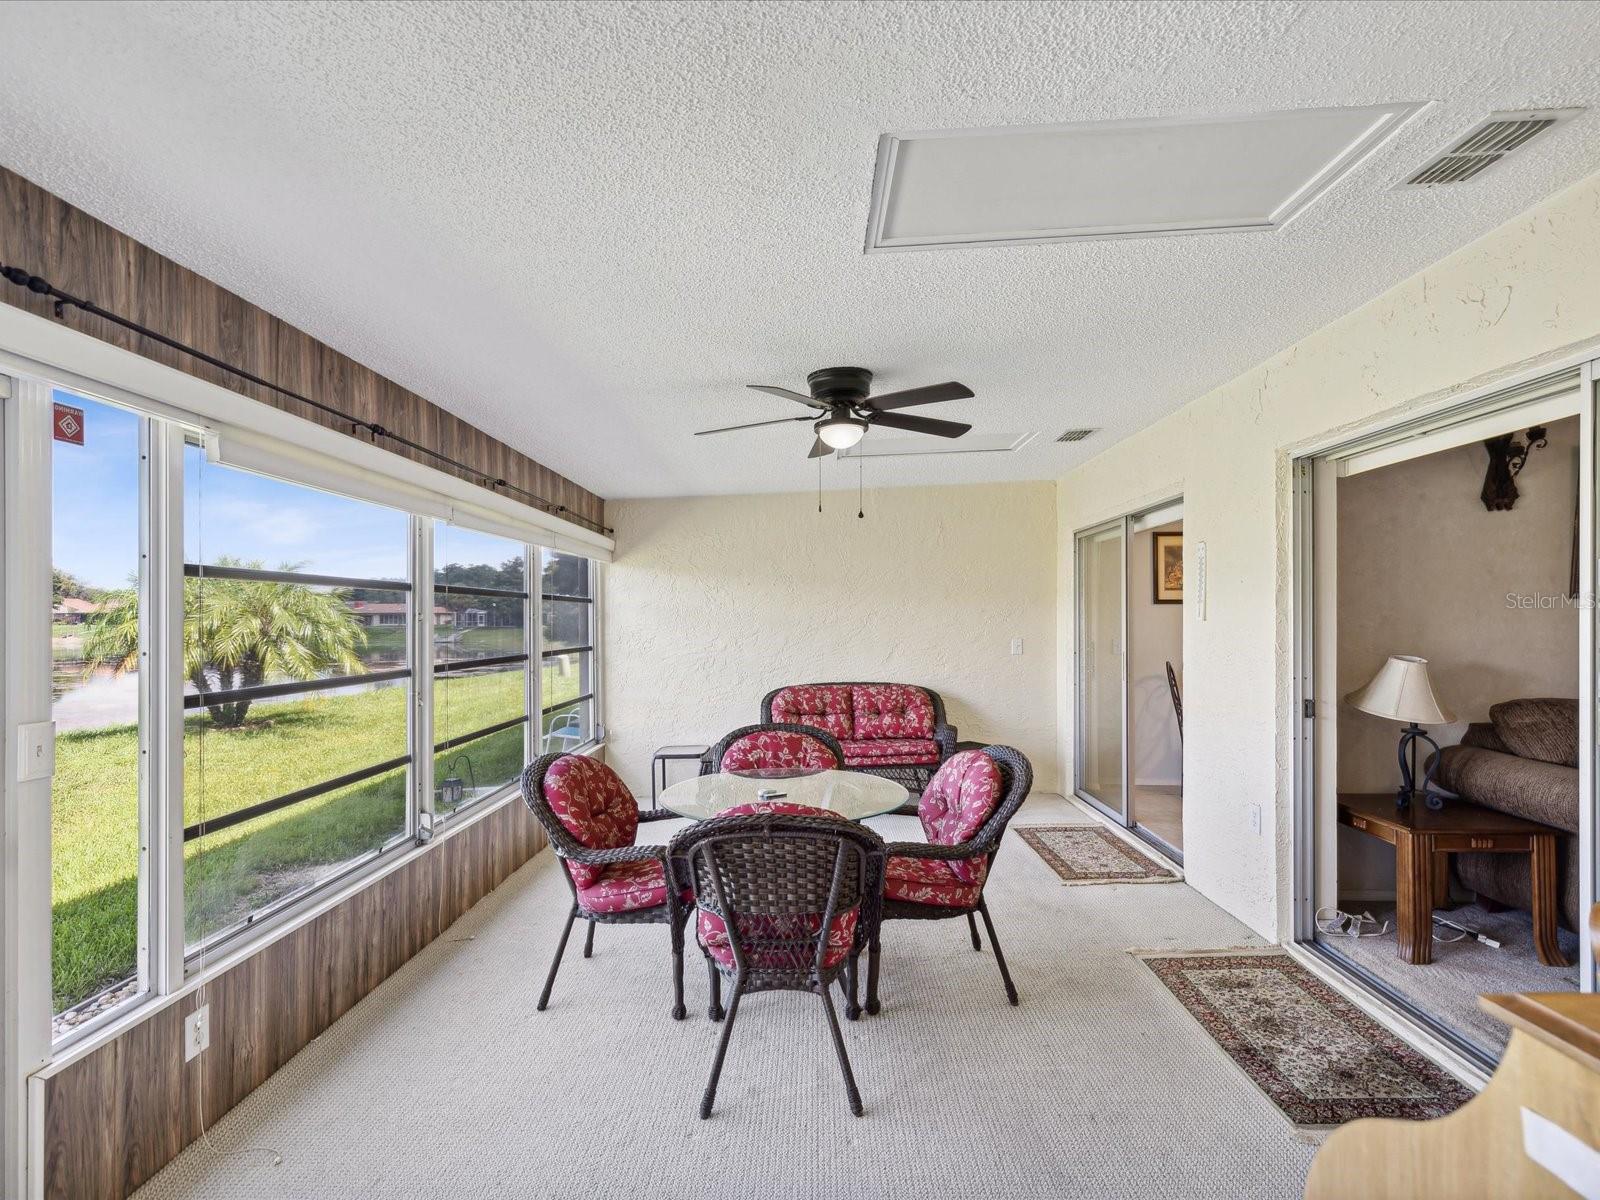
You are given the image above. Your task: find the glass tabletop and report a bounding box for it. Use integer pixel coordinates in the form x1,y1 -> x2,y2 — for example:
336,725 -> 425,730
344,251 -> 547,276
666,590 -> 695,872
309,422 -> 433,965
657,769 -> 909,822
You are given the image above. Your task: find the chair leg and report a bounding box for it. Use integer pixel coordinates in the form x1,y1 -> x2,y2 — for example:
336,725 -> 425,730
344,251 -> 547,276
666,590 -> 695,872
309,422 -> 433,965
978,899 -> 1018,1006
818,984 -> 864,1117
583,918 -> 596,958
866,935 -> 882,1016
700,978 -> 744,1118
537,904 -> 579,1012
707,959 -> 724,1021
843,955 -> 861,1021
966,911 -> 982,951
671,919 -> 687,1021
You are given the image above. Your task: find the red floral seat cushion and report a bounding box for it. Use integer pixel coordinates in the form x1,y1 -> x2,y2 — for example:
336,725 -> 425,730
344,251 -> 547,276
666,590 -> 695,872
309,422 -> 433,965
698,907 -> 858,971
918,749 -> 1003,883
720,731 -> 839,773
884,853 -> 988,907
575,858 -> 687,914
851,684 -> 934,740
718,801 -> 842,819
768,685 -> 854,740
840,737 -> 942,766
542,755 -> 640,888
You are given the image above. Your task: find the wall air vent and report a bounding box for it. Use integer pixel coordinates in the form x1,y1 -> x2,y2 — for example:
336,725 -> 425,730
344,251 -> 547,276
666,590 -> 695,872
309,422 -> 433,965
1056,428 -> 1097,443
1402,110 -> 1581,186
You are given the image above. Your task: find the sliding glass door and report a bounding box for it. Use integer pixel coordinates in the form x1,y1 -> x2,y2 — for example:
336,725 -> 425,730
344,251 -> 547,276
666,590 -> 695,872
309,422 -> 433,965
1075,520 -> 1127,820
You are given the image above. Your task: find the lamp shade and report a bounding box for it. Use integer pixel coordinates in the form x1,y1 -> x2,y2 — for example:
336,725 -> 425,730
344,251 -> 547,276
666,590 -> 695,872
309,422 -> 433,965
1345,655 -> 1455,725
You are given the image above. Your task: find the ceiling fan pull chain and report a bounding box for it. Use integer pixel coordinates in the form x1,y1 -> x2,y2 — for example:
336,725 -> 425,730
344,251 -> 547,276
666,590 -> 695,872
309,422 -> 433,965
818,453 -> 823,514
858,448 -> 864,519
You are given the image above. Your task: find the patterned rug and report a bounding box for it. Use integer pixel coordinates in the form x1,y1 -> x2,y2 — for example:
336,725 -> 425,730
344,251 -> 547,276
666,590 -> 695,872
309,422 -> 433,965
1017,825 -> 1179,884
1138,950 -> 1474,1128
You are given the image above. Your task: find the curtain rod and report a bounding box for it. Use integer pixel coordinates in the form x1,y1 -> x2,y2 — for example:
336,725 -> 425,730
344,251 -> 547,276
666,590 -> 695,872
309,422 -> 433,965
0,260 -> 613,537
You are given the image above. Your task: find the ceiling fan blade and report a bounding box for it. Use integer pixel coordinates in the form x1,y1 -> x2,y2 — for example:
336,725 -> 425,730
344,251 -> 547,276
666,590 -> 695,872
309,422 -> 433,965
748,384 -> 829,411
868,381 -> 974,411
694,415 -> 813,436
807,437 -> 833,459
869,411 -> 972,438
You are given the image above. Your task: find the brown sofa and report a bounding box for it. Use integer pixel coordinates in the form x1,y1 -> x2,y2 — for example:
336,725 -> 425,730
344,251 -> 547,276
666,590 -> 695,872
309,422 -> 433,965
1433,698 -> 1579,932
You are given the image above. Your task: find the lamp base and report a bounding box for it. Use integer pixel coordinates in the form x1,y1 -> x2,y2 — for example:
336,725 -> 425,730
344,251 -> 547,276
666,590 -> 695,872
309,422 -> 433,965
1395,723 -> 1444,809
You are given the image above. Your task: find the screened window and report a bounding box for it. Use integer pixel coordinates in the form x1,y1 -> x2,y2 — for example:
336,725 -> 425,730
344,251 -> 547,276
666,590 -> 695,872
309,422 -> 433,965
541,549 -> 596,752
50,392 -> 148,1028
433,524 -> 529,816
182,444 -> 413,952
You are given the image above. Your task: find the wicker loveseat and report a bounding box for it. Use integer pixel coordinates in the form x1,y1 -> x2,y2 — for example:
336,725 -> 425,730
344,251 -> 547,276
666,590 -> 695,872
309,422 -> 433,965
760,683 -> 956,793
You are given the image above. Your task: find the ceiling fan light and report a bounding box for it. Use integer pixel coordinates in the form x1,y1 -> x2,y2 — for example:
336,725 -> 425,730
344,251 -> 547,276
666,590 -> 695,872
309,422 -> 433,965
817,415 -> 867,449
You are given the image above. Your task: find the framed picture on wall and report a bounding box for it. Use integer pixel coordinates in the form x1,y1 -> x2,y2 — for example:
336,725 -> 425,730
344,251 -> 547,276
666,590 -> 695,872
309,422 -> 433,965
1153,531 -> 1183,604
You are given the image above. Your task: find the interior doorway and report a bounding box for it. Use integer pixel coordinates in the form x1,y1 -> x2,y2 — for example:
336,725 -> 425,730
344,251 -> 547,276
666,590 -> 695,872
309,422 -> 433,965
1073,499 -> 1184,860
1293,363 -> 1598,1068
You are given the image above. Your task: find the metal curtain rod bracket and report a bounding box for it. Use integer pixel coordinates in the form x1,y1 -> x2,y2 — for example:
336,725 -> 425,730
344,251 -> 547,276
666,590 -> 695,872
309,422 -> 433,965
0,259 -> 613,536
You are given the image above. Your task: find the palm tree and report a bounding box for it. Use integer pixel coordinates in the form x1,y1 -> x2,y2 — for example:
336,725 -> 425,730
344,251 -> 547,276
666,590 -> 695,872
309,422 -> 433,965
82,558 -> 367,727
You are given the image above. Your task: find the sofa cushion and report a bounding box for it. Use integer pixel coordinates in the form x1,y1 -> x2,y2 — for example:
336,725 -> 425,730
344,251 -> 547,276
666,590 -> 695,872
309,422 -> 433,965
1489,698 -> 1579,768
851,684 -> 935,740
575,858 -> 685,914
917,749 -> 1003,882
543,755 -> 639,889
840,737 -> 942,766
884,854 -> 987,907
697,906 -> 857,972
1459,722 -> 1511,755
768,685 -> 854,740
720,730 -> 838,773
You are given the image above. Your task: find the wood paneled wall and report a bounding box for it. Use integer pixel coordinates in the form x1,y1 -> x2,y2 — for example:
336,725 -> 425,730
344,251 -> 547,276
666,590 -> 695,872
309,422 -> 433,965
40,798 -> 547,1200
0,166 -> 605,531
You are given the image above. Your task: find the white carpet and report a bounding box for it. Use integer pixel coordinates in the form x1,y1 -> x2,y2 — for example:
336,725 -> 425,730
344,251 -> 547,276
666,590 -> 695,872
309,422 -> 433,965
133,794 -> 1316,1200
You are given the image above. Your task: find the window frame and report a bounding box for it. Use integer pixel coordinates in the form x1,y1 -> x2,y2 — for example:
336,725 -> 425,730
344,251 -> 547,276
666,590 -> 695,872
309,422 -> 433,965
538,550 -> 602,755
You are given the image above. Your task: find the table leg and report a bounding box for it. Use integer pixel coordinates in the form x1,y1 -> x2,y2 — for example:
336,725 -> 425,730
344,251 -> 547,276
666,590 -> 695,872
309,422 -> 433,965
1395,831 -> 1434,965
652,756 -> 661,810
1530,834 -> 1571,967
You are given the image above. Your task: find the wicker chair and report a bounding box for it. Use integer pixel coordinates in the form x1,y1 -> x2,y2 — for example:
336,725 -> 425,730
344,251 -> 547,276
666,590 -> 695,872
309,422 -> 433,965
670,803 -> 885,1118
521,752 -> 692,1020
865,744 -> 1033,1014
760,682 -> 957,804
700,722 -> 845,775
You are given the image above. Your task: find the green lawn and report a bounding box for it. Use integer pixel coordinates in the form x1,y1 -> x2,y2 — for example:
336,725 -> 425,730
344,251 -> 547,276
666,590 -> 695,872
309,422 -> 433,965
51,666 -> 583,1012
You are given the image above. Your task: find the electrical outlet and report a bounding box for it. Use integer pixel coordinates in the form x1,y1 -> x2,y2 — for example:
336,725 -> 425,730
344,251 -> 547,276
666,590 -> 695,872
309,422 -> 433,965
184,1004 -> 210,1062
1249,803 -> 1262,836
1009,637 -> 1023,656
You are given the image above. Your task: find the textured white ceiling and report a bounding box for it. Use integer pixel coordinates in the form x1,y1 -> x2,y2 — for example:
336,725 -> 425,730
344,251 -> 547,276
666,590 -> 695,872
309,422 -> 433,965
2,1 -> 1600,499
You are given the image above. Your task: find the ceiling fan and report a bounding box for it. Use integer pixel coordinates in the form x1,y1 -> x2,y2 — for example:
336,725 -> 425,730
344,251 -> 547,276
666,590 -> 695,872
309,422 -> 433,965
694,366 -> 974,458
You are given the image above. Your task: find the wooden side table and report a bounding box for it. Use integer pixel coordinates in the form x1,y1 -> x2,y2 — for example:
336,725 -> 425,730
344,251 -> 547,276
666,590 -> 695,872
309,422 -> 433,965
1337,792 -> 1570,967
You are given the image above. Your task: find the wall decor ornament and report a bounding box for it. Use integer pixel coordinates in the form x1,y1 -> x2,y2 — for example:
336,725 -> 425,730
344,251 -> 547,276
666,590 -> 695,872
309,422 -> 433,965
1152,531 -> 1183,604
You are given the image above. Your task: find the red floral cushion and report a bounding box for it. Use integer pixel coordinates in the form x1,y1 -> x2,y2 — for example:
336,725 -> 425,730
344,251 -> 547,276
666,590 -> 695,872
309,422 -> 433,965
851,684 -> 935,740
575,858 -> 687,914
884,853 -> 987,907
542,755 -> 639,889
720,731 -> 839,773
918,749 -> 1003,883
698,906 -> 858,971
769,685 -> 855,740
840,737 -> 942,766
718,801 -> 844,819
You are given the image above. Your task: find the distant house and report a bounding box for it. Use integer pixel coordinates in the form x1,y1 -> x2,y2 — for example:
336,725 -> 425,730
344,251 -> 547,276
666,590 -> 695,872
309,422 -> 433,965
460,608 -> 489,628
52,597 -> 102,625
349,601 -> 454,628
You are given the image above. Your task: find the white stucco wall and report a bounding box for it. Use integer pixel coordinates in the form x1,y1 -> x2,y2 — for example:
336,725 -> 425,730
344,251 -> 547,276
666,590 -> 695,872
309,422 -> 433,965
605,481 -> 1058,800
1056,170 -> 1600,939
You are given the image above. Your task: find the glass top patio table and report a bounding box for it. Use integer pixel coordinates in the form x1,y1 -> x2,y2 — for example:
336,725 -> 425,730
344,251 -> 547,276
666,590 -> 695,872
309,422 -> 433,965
657,768 -> 908,821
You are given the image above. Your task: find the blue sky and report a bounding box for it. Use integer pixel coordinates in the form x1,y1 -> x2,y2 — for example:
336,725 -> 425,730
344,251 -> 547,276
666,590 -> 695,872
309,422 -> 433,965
53,389 -> 524,591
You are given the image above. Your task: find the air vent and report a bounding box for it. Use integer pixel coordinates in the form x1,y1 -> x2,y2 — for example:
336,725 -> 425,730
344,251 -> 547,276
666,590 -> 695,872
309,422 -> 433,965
1056,428 -> 1097,443
1402,110 -> 1580,186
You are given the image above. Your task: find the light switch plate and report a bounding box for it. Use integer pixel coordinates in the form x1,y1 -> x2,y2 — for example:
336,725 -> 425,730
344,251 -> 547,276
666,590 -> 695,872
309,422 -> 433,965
16,721 -> 55,781
184,1004 -> 210,1062
1010,637 -> 1023,656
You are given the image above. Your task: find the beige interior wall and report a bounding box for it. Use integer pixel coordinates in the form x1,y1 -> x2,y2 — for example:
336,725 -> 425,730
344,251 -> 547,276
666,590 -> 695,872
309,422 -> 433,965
1055,169 -> 1600,938
604,481 -> 1058,799
1333,415 -> 1580,898
1129,521 -> 1184,787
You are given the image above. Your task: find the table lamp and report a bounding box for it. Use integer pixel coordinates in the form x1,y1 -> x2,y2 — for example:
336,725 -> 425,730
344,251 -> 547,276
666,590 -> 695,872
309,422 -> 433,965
1345,655 -> 1455,807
